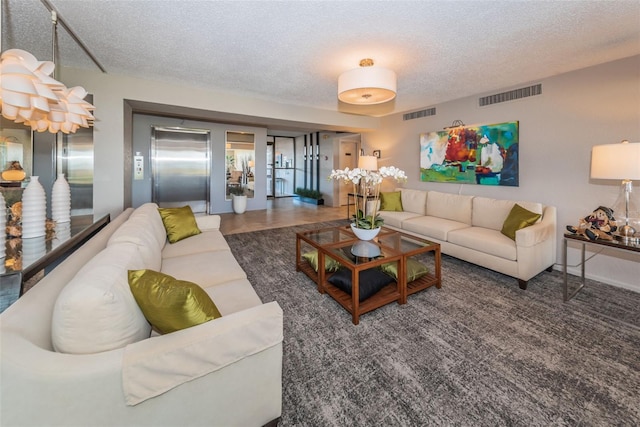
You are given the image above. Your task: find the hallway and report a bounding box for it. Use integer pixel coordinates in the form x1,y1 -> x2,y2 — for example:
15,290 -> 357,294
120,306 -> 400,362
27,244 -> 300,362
218,197 -> 348,235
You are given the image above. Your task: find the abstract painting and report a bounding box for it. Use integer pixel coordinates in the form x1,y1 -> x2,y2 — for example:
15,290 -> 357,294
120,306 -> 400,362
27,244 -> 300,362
419,121 -> 519,186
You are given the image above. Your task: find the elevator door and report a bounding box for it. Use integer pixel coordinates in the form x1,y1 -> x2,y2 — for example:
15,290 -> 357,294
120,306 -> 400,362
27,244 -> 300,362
151,127 -> 210,213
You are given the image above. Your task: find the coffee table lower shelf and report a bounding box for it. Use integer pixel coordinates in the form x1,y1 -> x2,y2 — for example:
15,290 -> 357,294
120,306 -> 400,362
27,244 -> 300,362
324,280 -> 401,324
405,272 -> 440,302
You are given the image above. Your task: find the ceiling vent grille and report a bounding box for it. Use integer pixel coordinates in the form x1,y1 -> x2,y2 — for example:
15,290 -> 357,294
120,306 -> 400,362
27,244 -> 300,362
479,84 -> 542,107
403,107 -> 436,121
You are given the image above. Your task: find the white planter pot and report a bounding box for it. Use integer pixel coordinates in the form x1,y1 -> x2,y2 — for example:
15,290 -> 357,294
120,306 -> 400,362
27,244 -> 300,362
350,223 -> 381,241
232,195 -> 247,214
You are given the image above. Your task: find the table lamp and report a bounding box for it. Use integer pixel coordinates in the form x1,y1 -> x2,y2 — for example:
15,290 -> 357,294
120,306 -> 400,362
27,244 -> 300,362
358,155 -> 378,171
590,140 -> 640,242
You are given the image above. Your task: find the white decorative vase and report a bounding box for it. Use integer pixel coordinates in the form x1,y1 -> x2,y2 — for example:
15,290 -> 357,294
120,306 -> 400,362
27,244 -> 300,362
0,192 -> 6,259
232,194 -> 247,214
21,176 -> 47,238
22,235 -> 46,267
350,223 -> 381,241
52,221 -> 71,249
51,173 -> 71,223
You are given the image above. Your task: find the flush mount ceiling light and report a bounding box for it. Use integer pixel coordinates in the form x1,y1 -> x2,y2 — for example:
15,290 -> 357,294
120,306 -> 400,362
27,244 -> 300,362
338,58 -> 397,105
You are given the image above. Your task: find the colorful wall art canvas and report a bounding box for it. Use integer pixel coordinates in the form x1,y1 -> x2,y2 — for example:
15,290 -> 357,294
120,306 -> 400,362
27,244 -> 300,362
419,121 -> 519,186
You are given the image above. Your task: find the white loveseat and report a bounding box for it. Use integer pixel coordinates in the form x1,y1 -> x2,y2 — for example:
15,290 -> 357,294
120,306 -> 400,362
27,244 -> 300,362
377,189 -> 556,289
0,203 -> 283,427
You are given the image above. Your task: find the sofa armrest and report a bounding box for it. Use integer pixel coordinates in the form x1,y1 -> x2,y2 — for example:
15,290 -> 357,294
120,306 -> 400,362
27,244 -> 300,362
122,301 -> 283,406
515,206 -> 557,247
195,214 -> 221,231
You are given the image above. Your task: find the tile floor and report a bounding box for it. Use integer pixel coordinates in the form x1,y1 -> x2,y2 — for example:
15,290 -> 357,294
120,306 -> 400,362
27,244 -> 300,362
218,197 -> 348,235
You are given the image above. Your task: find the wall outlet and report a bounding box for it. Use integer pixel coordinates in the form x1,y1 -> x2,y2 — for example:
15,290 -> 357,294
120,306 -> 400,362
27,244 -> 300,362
134,155 -> 144,180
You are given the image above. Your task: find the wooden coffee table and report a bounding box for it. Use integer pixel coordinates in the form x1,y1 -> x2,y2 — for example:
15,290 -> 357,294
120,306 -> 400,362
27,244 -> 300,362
296,225 -> 441,324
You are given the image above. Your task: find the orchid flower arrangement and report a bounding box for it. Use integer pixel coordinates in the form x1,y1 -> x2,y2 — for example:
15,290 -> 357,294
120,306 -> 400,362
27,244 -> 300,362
329,166 -> 407,229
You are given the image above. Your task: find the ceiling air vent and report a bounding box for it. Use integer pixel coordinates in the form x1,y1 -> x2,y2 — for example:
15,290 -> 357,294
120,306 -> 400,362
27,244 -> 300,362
479,84 -> 542,107
403,107 -> 436,121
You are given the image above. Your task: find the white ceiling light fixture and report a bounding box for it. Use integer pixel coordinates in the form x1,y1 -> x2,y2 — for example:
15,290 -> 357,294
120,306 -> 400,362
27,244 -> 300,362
0,10 -> 95,134
338,58 -> 397,105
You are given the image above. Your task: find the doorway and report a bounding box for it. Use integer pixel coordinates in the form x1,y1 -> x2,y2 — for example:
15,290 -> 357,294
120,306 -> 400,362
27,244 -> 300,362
338,136 -> 360,206
151,126 -> 210,213
267,135 -> 296,198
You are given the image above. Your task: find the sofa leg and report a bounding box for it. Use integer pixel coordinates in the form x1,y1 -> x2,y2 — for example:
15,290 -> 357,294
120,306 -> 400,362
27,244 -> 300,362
518,279 -> 528,290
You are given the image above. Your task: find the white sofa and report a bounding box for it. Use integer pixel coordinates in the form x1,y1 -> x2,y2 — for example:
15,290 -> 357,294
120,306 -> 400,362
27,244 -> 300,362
0,203 -> 283,427
377,189 -> 556,289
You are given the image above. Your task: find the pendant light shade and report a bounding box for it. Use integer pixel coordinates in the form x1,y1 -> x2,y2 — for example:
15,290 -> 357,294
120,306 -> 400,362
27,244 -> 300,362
1,49 -> 95,134
338,58 -> 397,105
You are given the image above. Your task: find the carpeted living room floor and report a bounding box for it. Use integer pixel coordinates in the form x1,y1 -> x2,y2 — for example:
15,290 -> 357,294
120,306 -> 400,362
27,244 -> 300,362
225,221 -> 640,426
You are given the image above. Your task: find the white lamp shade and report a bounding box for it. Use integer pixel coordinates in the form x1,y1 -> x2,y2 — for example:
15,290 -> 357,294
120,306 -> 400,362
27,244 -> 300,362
358,155 -> 378,171
338,66 -> 396,105
591,142 -> 640,180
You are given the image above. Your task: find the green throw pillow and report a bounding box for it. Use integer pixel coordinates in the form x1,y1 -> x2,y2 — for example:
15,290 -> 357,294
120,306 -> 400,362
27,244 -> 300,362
380,191 -> 403,212
500,204 -> 541,241
380,258 -> 429,282
302,250 -> 341,272
128,269 -> 221,334
158,205 -> 201,243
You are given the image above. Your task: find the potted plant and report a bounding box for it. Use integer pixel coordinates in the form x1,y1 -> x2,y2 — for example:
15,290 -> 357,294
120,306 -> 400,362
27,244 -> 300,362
328,165 -> 407,239
294,187 -> 324,205
229,185 -> 247,214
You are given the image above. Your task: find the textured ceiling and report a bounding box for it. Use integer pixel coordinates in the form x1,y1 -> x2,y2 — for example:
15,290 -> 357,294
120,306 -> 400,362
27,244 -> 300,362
2,0 -> 640,118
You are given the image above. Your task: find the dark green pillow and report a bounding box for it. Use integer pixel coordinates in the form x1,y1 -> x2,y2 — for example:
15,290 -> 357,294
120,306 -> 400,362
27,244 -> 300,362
380,258 -> 429,282
500,204 -> 541,241
302,250 -> 341,272
158,206 -> 201,243
128,269 -> 221,334
380,191 -> 403,212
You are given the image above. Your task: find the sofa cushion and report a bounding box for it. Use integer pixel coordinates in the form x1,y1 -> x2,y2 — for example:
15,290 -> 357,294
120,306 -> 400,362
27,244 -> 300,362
203,278 -> 263,316
161,250 -> 247,288
399,188 -> 427,215
473,197 -> 542,231
448,227 -> 517,260
378,211 -> 422,229
426,191 -> 473,224
52,242 -> 152,354
501,204 -> 542,241
129,203 -> 168,248
402,215 -> 470,241
380,191 -> 403,211
158,206 -> 202,244
162,230 -> 231,259
128,269 -> 222,334
108,223 -> 162,271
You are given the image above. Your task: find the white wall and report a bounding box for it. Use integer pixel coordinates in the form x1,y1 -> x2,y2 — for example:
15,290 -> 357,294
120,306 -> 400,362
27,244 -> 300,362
362,55 -> 640,291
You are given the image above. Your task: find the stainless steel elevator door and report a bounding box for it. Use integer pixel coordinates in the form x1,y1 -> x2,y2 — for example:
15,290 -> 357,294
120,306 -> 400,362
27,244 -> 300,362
151,127 -> 210,213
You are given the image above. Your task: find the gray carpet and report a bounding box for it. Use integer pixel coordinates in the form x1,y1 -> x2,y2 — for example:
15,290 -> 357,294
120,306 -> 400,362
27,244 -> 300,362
225,221 -> 640,426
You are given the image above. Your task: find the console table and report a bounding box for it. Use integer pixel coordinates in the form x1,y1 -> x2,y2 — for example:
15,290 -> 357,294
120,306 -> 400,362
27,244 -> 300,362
562,233 -> 640,302
0,214 -> 110,312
